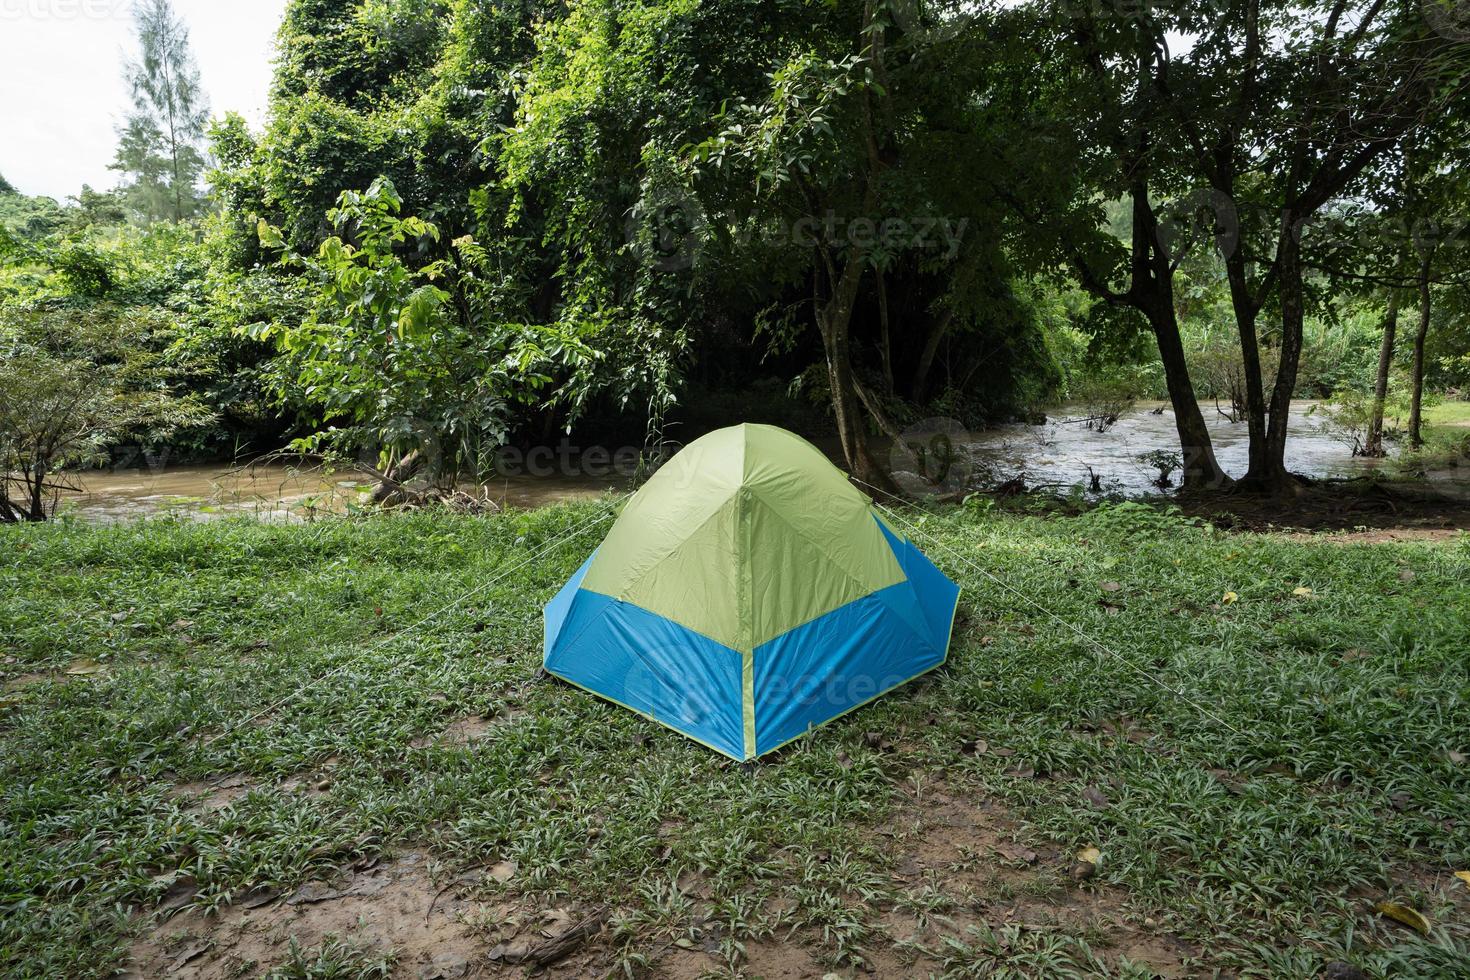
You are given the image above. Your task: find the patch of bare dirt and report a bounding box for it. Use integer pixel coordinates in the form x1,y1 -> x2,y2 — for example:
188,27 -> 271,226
1281,527 -> 1465,544
1180,481 -> 1470,535
131,778 -> 1200,978
411,709 -> 528,750
125,852 -> 616,979
3,671 -> 53,692
876,782 -> 1194,976
653,781 -> 1198,979
166,774 -> 256,812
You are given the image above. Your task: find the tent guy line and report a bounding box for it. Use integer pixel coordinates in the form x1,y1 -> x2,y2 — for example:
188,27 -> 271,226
197,492 -> 635,748
851,478 -> 1248,739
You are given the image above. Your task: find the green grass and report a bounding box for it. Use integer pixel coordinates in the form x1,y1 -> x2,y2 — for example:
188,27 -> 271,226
1424,400 -> 1470,428
2,502 -> 1469,977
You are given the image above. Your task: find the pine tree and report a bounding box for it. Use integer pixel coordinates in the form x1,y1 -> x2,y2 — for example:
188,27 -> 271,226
111,0 -> 210,223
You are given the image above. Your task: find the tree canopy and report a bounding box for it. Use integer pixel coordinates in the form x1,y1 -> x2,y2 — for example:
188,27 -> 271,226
2,0 -> 1467,499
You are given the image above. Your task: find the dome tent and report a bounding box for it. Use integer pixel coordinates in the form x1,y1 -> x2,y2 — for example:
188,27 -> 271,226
543,424 -> 960,761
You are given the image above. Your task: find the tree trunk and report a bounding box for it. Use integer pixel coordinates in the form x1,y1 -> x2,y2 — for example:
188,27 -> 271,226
819,259 -> 896,495
1223,248 -> 1269,471
0,485 -> 19,524
1243,223 -> 1306,494
26,459 -> 48,521
911,309 -> 954,403
1130,189 -> 1231,490
1408,255 -> 1432,449
1363,292 -> 1400,457
876,271 -> 894,396
1145,298 -> 1230,490
372,449 -> 424,505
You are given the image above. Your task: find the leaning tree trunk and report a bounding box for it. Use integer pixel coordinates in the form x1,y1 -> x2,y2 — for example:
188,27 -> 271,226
1130,189 -> 1231,491
1247,224 -> 1307,494
1407,255 -> 1433,449
1144,297 -> 1231,490
1364,292 -> 1400,457
910,310 -> 953,404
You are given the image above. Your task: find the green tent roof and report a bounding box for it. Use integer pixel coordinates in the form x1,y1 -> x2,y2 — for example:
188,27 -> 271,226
580,424 -> 905,653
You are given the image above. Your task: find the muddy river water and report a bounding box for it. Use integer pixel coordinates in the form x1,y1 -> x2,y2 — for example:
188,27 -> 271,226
55,401 -> 1465,522
63,464 -> 623,523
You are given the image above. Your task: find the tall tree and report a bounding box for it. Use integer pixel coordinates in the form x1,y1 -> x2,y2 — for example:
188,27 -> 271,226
112,0 -> 210,223
984,0 -> 1233,489
1162,0 -> 1469,491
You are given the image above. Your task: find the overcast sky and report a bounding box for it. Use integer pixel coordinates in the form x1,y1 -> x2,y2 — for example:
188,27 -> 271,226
0,0 -> 289,200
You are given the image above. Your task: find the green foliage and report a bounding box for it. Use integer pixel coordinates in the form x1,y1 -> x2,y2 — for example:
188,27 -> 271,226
251,178 -> 597,478
0,187 -> 66,244
8,0 -> 1467,480
0,306 -> 214,521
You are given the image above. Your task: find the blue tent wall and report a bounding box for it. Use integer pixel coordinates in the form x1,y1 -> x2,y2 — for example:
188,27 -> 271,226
544,519 -> 960,761
545,568 -> 747,759
878,522 -> 962,650
751,525 -> 960,755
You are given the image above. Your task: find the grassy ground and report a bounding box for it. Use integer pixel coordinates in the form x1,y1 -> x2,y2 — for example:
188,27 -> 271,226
1425,401 -> 1470,429
2,501 -> 1469,978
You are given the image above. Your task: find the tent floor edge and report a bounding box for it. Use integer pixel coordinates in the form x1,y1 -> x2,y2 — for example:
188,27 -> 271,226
542,666 -> 750,763
751,655 -> 951,761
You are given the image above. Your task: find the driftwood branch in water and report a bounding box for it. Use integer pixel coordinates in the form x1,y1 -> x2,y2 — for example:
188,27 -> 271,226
371,449 -> 425,504
853,380 -> 924,478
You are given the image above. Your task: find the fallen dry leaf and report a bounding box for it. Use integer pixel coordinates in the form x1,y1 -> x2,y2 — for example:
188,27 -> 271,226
65,660 -> 106,677
540,908 -> 577,940
488,860 -> 517,883
1292,586 -> 1314,597
1453,871 -> 1470,890
1375,901 -> 1431,936
1399,568 -> 1416,583
1100,581 -> 1123,593
1222,591 -> 1239,605
1078,846 -> 1101,865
